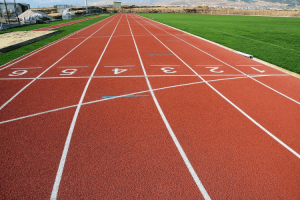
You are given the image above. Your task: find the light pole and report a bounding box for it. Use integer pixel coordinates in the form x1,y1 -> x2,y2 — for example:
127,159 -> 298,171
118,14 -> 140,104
85,0 -> 88,14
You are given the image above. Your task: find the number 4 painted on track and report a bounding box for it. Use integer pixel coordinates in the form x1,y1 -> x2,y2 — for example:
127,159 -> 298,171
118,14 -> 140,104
113,68 -> 128,74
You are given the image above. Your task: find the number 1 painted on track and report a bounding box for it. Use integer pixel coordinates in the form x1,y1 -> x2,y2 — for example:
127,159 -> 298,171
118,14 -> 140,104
113,68 -> 128,74
251,67 -> 265,73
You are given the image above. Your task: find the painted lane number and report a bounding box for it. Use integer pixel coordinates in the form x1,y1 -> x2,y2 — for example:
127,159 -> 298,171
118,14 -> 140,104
113,68 -> 128,74
206,67 -> 224,73
60,69 -> 77,75
9,70 -> 28,76
251,67 -> 265,73
161,67 -> 176,73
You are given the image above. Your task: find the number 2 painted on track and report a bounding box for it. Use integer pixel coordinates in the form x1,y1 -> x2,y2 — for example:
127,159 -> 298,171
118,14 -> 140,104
161,67 -> 177,73
60,69 -> 77,75
113,68 -> 127,74
9,70 -> 28,76
206,67 -> 224,73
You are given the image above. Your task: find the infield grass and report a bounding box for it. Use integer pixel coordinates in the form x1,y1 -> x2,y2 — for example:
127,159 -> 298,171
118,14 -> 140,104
140,14 -> 300,74
0,14 -> 114,66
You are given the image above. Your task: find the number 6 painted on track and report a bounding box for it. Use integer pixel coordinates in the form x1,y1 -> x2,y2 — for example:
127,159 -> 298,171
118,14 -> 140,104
9,70 -> 28,76
206,67 -> 224,73
161,67 -> 177,73
60,69 -> 77,75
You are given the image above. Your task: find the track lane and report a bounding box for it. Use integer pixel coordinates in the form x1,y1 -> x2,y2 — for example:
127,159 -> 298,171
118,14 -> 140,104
56,14 -> 206,199
35,15 -> 103,31
130,14 -> 300,198
132,14 -> 300,153
58,97 -> 203,199
0,108 -> 76,199
50,14 -> 123,199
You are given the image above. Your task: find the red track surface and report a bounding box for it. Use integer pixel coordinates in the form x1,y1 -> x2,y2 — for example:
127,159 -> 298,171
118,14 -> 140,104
1,14 -> 300,199
34,15 -> 103,31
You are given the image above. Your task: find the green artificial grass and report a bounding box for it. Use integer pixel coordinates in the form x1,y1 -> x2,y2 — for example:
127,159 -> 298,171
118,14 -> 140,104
140,14 -> 300,74
0,14 -> 114,66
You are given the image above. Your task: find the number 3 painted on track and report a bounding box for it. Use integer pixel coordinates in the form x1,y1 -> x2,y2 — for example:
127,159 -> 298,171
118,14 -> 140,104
206,67 -> 224,73
161,67 -> 177,73
9,70 -> 28,76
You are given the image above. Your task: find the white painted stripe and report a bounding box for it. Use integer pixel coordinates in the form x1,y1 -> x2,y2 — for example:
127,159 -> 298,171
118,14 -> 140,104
236,65 -> 262,66
0,74 -> 289,81
0,78 -> 35,80
50,14 -> 123,200
11,67 -> 42,69
104,65 -> 135,67
0,75 -> 250,125
138,15 -> 300,106
127,14 -> 211,200
133,15 -> 300,160
57,66 -> 88,68
0,16 -> 117,111
0,15 -> 116,71
195,65 -> 222,66
150,65 -> 180,66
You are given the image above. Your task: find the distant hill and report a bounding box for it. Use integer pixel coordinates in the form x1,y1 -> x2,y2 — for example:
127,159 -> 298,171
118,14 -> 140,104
152,0 -> 300,7
242,0 -> 300,6
260,0 -> 300,6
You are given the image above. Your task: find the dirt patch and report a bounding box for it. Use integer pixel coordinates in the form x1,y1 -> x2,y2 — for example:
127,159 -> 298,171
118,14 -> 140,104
0,31 -> 60,53
0,31 -> 54,49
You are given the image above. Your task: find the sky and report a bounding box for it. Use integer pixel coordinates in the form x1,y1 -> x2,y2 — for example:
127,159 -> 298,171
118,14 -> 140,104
7,0 -> 157,8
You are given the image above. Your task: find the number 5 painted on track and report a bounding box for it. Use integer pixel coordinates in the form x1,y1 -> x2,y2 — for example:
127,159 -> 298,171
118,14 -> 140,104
206,67 -> 224,73
60,69 -> 77,75
161,67 -> 177,73
113,68 -> 128,74
9,70 -> 28,76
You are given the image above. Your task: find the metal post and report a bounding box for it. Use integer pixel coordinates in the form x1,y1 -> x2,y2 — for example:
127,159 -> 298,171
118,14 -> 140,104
3,0 -> 10,24
14,0 -> 20,25
85,0 -> 88,14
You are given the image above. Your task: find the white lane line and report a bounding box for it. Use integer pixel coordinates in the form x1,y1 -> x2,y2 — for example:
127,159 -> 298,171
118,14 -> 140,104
0,74 -> 290,81
0,16 -> 117,111
57,66 -> 88,68
0,15 -> 115,71
150,65 -> 180,66
127,14 -> 211,200
0,78 -> 35,80
195,65 -> 222,66
0,75 -> 252,125
0,105 -> 78,125
236,65 -> 262,66
138,15 -> 300,106
50,14 -> 123,200
11,67 -> 43,69
132,15 -> 300,160
104,65 -> 135,67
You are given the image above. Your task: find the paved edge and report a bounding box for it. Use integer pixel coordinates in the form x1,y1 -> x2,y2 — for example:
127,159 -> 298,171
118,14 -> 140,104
143,16 -> 300,80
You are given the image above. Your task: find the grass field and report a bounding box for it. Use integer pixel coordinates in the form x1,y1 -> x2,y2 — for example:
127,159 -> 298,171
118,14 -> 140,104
140,14 -> 300,74
0,14 -> 114,66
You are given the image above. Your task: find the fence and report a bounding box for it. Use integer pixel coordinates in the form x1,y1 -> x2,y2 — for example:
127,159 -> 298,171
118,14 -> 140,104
0,0 -> 20,25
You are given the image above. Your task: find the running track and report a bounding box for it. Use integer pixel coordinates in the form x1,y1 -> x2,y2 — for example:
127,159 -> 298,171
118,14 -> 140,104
1,14 -> 300,199
34,15 -> 104,31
